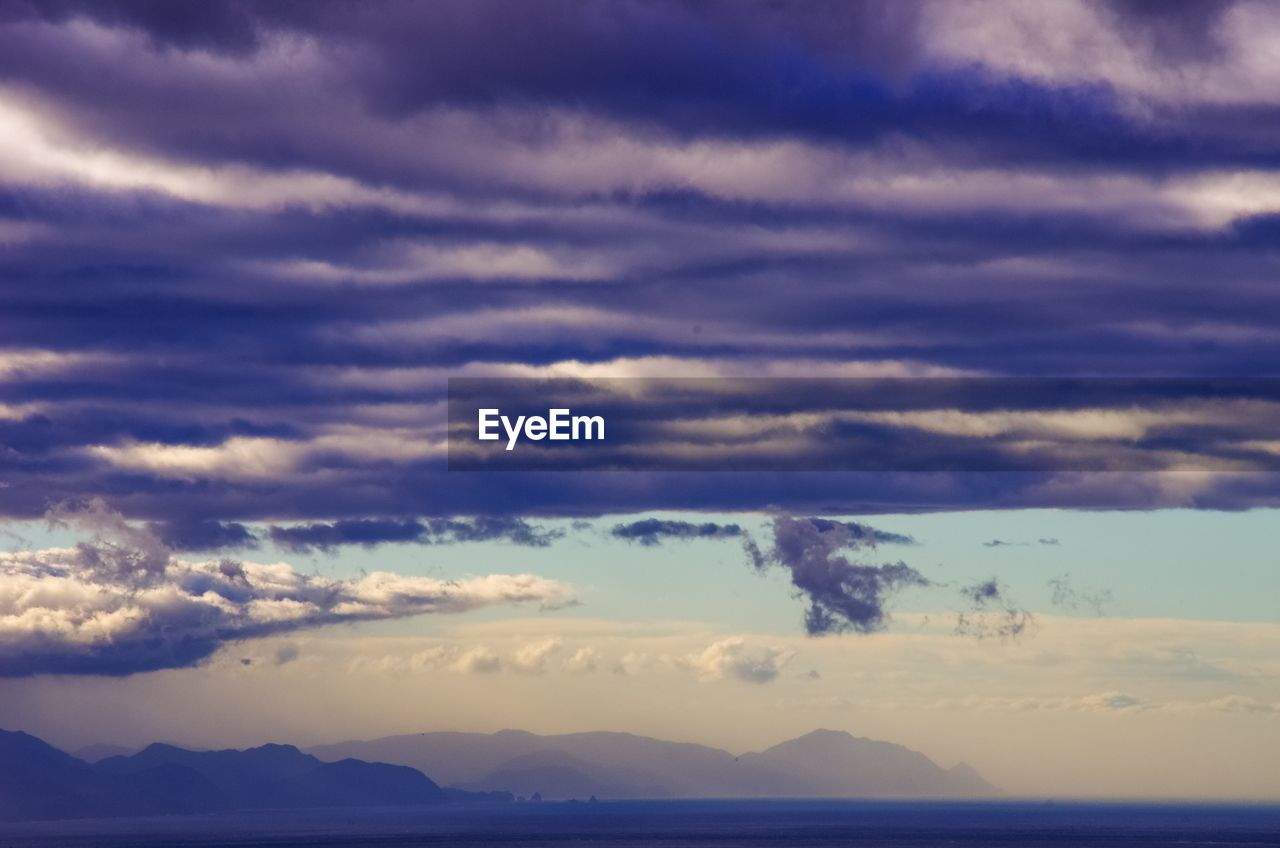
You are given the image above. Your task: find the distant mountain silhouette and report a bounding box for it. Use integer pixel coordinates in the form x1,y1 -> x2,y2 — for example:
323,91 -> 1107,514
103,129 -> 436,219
0,729 -> 220,821
70,743 -> 138,763
311,728 -> 998,800
3,725 -> 995,820
96,741 -> 449,810
735,729 -> 991,797
0,728 -> 502,822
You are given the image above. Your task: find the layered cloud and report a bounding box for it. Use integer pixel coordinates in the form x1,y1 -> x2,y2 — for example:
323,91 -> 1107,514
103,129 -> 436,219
610,519 -> 745,546
0,1 -> 1279,524
266,517 -> 562,553
248,612 -> 1280,712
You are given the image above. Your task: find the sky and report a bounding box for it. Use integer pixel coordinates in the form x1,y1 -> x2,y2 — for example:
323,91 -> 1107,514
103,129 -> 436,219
1,0 -> 1279,800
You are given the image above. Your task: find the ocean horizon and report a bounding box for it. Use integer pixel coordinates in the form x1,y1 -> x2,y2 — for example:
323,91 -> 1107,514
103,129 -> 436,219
2,800 -> 1278,848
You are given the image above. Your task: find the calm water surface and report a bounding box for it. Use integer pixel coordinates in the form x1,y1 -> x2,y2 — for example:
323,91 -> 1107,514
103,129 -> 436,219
1,800 -> 1278,848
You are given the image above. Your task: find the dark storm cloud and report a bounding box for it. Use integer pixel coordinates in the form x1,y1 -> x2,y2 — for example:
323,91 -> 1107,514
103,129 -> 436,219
0,1 -> 929,144
1099,0 -> 1236,61
425,517 -> 564,547
754,516 -> 931,635
0,0 -> 1278,524
148,518 -> 258,552
2,0 -> 1265,173
802,519 -> 915,547
611,519 -> 744,546
268,519 -> 427,553
3,0 -> 268,54
267,516 -> 562,553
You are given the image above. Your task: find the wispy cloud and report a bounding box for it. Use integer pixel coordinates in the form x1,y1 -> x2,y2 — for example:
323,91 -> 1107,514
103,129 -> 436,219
752,516 -> 930,635
610,519 -> 745,546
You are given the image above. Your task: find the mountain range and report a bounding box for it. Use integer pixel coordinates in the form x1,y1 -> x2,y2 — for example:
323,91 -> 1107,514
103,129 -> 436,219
0,726 -> 995,821
309,728 -> 997,800
0,728 -> 501,822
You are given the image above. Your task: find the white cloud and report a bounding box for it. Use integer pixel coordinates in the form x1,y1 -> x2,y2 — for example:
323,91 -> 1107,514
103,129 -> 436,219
612,650 -> 652,677
512,637 -> 563,674
1202,695 -> 1279,715
924,0 -> 1280,108
682,637 -> 796,684
563,647 -> 601,673
450,646 -> 502,674
0,512 -> 575,677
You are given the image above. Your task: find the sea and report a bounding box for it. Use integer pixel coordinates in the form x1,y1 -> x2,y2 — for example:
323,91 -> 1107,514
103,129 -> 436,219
1,800 -> 1278,848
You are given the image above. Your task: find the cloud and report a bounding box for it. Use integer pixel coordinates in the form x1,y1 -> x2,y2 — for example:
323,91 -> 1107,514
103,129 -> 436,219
984,537 -> 1061,548
756,516 -> 930,635
147,518 -> 259,552
44,498 -> 172,583
1099,0 -> 1236,62
611,651 -> 651,677
268,519 -> 427,552
610,519 -> 744,546
0,1 -> 928,131
267,516 -> 563,553
449,646 -> 502,674
1075,691 -> 1149,712
961,578 -> 1003,606
1048,574 -> 1113,615
935,691 -> 1154,714
364,640 -> 592,675
512,637 -> 563,674
954,579 -> 1033,640
800,519 -> 916,547
1204,695 -> 1279,714
682,637 -> 796,684
0,0 -> 1278,524
424,517 -> 564,548
563,646 -> 600,673
0,506 -> 575,677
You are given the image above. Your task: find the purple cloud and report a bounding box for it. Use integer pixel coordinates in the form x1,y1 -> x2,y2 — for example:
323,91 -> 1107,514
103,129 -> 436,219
0,0 -> 1275,526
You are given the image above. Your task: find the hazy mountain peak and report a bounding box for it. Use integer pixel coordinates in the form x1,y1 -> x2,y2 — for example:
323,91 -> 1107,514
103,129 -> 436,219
0,727 -> 87,767
494,729 -> 539,740
247,742 -> 304,754
71,743 -> 137,763
310,727 -> 998,800
791,728 -> 859,743
136,742 -> 186,756
948,762 -> 990,781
